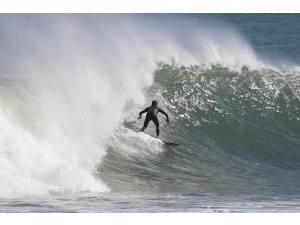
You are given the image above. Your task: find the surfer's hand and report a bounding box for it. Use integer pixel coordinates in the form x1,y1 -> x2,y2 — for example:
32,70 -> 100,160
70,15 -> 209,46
138,115 -> 142,119
166,118 -> 170,123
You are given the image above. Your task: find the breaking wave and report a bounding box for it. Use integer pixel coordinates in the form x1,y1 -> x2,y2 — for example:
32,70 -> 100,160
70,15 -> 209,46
0,14 -> 299,197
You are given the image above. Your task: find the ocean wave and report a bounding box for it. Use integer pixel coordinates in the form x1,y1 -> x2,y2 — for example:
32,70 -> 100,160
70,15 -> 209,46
101,64 -> 300,194
0,14 -> 299,197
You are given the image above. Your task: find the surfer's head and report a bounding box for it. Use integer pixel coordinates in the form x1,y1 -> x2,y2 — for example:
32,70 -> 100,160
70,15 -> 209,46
151,100 -> 158,106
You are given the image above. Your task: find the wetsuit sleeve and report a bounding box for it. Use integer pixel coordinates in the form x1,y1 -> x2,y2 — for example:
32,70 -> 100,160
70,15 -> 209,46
158,108 -> 169,119
139,107 -> 149,116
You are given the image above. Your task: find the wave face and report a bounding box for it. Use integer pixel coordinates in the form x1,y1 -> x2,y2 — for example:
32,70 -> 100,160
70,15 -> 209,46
0,14 -> 299,197
100,65 -> 300,194
155,65 -> 300,169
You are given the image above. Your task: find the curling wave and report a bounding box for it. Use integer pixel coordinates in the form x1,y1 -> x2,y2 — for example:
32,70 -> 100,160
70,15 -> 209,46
100,64 -> 300,195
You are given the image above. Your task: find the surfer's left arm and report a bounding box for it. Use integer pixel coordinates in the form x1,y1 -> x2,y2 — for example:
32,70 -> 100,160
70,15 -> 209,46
158,108 -> 170,123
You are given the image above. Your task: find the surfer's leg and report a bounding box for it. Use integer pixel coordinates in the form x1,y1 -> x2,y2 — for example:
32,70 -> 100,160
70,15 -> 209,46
140,116 -> 150,132
152,117 -> 160,137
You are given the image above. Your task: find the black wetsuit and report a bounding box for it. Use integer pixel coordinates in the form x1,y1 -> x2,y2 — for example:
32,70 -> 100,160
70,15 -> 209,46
139,106 -> 169,137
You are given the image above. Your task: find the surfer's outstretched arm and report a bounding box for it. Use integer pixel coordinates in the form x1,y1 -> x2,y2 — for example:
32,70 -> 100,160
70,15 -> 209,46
138,107 -> 149,119
158,108 -> 169,122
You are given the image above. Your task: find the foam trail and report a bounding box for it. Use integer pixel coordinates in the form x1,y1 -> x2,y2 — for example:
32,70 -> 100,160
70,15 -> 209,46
0,14 -> 272,197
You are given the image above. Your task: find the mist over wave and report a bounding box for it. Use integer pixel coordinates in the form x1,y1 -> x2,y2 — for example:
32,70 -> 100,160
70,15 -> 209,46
0,14 -> 298,197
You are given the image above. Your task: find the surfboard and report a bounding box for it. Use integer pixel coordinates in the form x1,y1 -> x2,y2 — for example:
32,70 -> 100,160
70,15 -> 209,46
161,140 -> 180,146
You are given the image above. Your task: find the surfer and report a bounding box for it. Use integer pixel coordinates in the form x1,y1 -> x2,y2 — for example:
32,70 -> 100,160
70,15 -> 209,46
138,100 -> 169,137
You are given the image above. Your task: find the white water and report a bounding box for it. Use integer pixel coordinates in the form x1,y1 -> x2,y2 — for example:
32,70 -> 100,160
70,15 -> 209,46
0,14 -> 267,197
